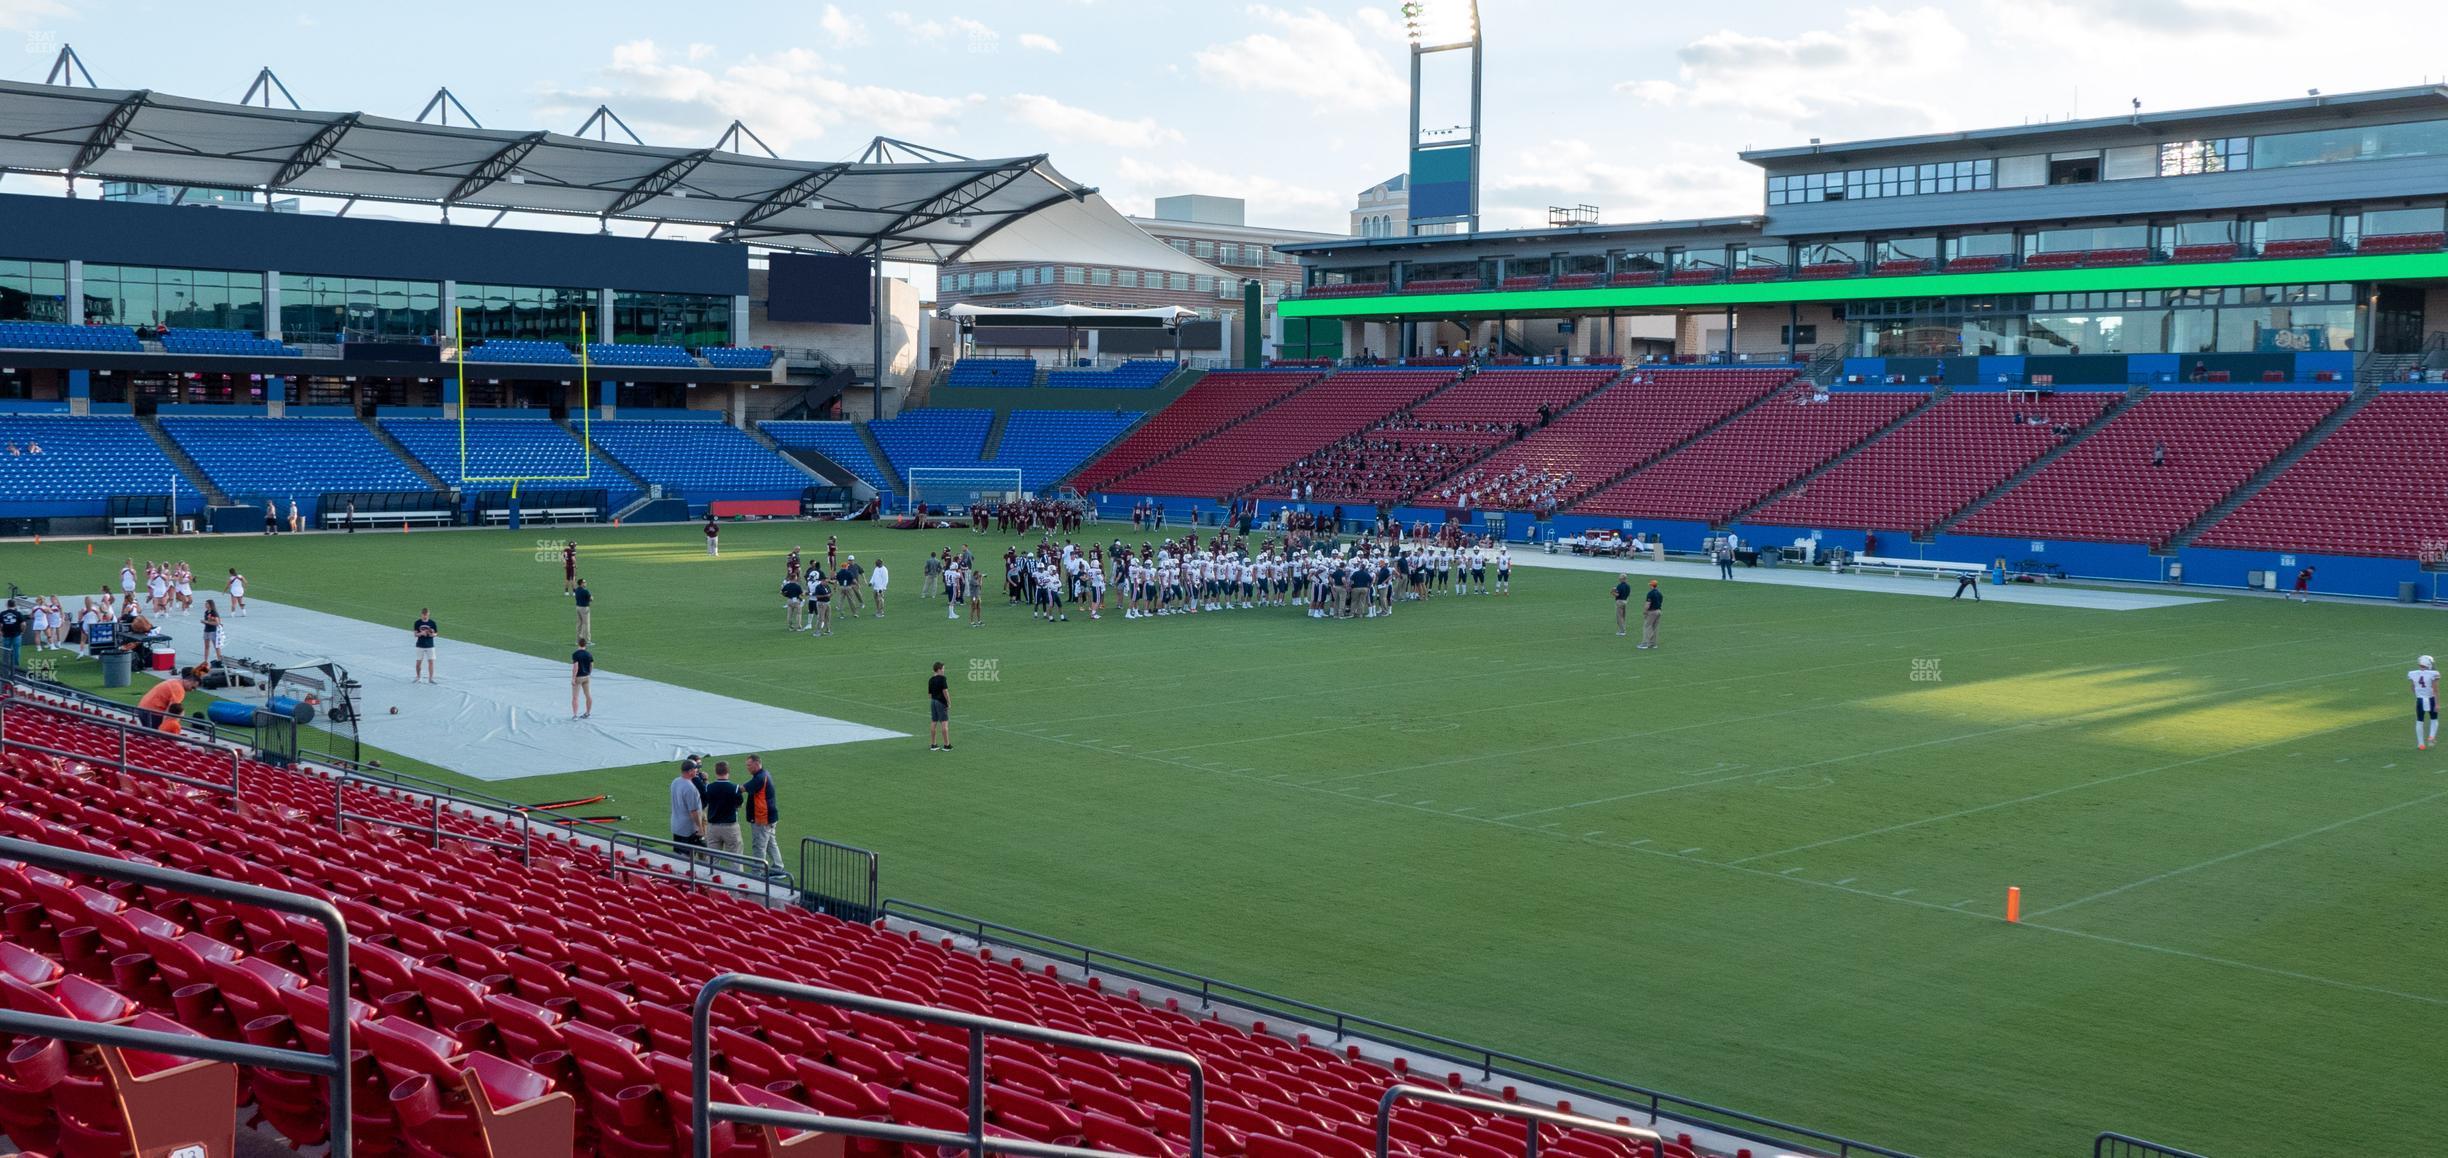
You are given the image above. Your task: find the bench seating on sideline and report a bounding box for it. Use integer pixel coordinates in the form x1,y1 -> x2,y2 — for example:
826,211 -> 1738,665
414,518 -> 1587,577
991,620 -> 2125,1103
109,514 -> 170,535
325,510 -> 456,529
478,507 -> 600,526
1849,554 -> 1986,579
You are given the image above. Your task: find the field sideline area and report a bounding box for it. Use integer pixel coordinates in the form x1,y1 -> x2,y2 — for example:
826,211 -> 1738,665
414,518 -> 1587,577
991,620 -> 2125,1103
4,521 -> 2441,1156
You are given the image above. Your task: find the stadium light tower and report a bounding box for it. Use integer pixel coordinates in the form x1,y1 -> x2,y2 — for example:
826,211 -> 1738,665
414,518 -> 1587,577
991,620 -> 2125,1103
1403,0 -> 1482,234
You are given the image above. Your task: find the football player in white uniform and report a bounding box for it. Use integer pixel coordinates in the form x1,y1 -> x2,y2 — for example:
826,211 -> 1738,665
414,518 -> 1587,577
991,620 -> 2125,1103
2413,655 -> 2440,751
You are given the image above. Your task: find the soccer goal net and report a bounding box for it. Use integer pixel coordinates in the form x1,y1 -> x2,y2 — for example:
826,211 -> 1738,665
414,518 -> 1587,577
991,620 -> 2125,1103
907,467 -> 1023,513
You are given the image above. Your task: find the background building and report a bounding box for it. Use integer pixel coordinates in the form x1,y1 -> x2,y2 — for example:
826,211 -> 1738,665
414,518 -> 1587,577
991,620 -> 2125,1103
933,194 -> 1336,366
1350,174 -> 1461,239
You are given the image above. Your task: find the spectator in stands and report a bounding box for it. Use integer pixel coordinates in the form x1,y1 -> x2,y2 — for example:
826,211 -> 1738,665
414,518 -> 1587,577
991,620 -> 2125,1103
573,578 -> 593,640
2150,442 -> 2167,468
27,442 -> 41,455
2191,359 -> 2208,383
928,661 -> 953,751
700,761 -> 744,856
742,755 -> 782,870
669,758 -> 705,850
570,635 -> 594,719
136,666 -> 203,733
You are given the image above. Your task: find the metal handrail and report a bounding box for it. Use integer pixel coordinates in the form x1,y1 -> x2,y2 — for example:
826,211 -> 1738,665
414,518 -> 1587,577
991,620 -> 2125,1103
0,834 -> 354,1157
882,899 -> 1923,1158
690,974 -> 1205,1158
604,828 -> 794,905
2095,1132 -> 2213,1158
796,835 -> 878,922
1377,1085 -> 1660,1158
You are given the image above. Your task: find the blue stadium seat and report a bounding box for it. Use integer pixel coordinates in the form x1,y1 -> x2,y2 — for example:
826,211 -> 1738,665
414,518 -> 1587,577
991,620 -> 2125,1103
158,416 -> 430,499
867,409 -> 993,478
159,330 -> 303,357
703,347 -> 777,369
757,421 -> 896,496
583,343 -> 696,368
0,415 -> 179,508
943,357 -> 1037,388
381,416 -> 590,487
464,339 -> 577,365
0,322 -> 143,353
583,419 -> 809,499
992,410 -> 1142,490
1043,360 -> 1177,389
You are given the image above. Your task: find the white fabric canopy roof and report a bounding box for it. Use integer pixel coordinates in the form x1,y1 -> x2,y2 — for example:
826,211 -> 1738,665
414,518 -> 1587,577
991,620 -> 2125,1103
940,303 -> 1198,322
0,79 -> 1226,275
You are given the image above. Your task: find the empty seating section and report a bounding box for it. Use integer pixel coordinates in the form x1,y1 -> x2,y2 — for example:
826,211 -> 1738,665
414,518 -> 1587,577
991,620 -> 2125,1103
381,417 -> 588,487
1072,371 -> 1322,491
160,330 -> 302,357
1796,262 -> 1857,279
0,322 -> 141,352
867,409 -> 993,480
1292,282 -> 1388,298
944,358 -> 1037,388
1421,369 -> 1797,510
160,417 -> 429,498
583,420 -> 811,497
1576,393 -> 1926,523
1749,394 -> 2116,534
2170,243 -> 2240,263
0,416 -> 177,505
1399,369 -> 1617,431
701,347 -> 777,369
0,696 -> 1694,1158
1044,359 -> 1177,389
2195,394 -> 2448,558
1399,279 -> 1482,294
583,343 -> 693,368
2356,231 -> 2447,255
1943,255 -> 2008,272
2259,238 -> 2336,259
1955,392 -> 2344,547
992,410 -> 1143,491
1112,370 -> 1457,497
757,421 -> 899,496
465,340 -> 576,365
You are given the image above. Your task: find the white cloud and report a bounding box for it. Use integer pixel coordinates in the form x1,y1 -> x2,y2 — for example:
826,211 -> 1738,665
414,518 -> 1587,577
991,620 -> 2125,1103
537,40 -> 975,151
0,0 -> 69,32
1489,139 -> 1755,227
819,5 -> 868,47
894,13 -> 998,45
1193,5 -> 1407,110
1009,94 -> 1181,148
685,43 -> 715,62
1018,32 -> 1062,53
1620,7 -> 1968,137
1111,156 -> 1347,232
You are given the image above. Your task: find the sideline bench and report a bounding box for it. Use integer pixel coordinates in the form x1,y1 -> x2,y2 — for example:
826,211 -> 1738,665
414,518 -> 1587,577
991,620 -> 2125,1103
326,511 -> 454,529
479,507 -> 599,526
109,515 -> 169,535
1851,554 -> 1987,580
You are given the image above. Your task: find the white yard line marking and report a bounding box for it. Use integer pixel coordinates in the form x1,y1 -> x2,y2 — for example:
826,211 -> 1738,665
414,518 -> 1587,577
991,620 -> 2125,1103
2027,789 -> 2448,919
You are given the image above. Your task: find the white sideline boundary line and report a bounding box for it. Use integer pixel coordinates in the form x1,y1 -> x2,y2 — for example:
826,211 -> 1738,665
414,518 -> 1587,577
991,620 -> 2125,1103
1508,548 -> 2214,610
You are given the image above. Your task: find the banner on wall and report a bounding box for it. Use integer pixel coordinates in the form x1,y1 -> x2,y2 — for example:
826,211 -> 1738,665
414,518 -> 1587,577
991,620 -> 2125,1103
2255,324 -> 2331,354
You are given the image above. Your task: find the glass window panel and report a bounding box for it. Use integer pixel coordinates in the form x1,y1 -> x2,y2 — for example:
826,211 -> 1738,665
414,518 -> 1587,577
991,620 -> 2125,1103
2361,206 -> 2446,235
2255,119 -> 2448,168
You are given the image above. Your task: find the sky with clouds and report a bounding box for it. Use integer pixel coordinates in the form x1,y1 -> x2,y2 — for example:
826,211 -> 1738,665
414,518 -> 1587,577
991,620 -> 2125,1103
5,0 -> 2448,244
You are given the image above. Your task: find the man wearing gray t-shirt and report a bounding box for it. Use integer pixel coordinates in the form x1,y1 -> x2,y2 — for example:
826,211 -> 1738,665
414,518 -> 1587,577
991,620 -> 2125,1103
669,757 -> 705,850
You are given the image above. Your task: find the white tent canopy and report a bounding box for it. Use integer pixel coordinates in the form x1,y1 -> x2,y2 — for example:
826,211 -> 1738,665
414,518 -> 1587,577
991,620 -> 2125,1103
940,303 -> 1198,324
0,79 -> 1227,275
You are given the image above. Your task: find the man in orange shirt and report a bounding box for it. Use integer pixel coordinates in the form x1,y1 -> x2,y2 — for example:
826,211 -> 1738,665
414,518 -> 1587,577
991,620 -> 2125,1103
136,667 -> 203,733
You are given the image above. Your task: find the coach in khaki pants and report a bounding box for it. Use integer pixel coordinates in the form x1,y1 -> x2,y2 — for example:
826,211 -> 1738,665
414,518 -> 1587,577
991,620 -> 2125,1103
1639,580 -> 1663,649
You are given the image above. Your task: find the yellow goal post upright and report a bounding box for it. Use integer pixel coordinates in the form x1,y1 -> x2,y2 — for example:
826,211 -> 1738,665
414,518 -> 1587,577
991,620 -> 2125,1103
453,307 -> 595,531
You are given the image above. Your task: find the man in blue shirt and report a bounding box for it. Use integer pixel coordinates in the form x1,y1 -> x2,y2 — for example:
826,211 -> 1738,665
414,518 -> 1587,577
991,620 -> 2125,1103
570,636 -> 594,719
573,578 -> 593,640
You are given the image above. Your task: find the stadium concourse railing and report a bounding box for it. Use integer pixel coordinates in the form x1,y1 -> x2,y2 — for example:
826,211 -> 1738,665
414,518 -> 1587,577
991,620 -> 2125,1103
0,834 -> 358,1156
799,835 -> 881,923
2095,1132 -> 2214,1158
1378,1084 -> 1661,1158
690,973 -> 1208,1158
0,676 -> 798,907
883,900 -> 1925,1158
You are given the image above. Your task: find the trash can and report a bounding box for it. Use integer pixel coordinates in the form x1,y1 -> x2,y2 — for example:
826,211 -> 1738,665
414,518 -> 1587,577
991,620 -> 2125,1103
2401,581 -> 2420,604
99,649 -> 133,689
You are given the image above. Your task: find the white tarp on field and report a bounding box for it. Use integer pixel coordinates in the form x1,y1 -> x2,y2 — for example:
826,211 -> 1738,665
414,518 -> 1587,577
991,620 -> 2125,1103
136,599 -> 901,780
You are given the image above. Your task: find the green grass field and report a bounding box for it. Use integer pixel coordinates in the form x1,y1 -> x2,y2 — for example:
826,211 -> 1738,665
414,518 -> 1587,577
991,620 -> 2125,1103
4,522 -> 2439,1158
